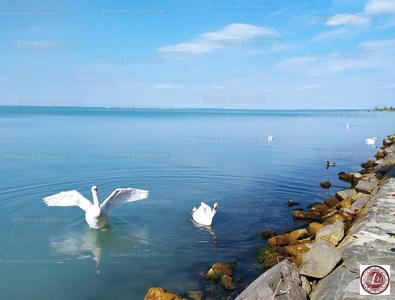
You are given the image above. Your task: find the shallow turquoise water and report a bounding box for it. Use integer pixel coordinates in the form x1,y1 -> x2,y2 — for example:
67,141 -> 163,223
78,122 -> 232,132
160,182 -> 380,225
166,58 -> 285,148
0,107 -> 392,299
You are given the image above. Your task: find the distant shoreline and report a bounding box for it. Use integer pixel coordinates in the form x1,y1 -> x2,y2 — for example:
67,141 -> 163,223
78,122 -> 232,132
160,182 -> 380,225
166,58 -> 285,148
0,105 -> 373,111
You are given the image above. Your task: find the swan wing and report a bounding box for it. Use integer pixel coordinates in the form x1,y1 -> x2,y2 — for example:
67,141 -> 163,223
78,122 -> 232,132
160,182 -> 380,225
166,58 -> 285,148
198,202 -> 212,214
43,190 -> 93,212
100,188 -> 149,213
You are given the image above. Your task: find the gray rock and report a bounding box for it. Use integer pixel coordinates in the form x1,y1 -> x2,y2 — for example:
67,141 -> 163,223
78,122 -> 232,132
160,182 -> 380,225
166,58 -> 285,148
235,260 -> 307,300
351,195 -> 370,211
383,138 -> 393,146
351,192 -> 367,201
377,152 -> 395,166
335,189 -> 356,201
355,180 -> 376,194
344,279 -> 360,294
309,262 -> 363,300
377,165 -> 391,174
366,175 -> 379,184
384,143 -> 395,153
315,221 -> 345,246
299,241 -> 342,278
300,276 -> 311,295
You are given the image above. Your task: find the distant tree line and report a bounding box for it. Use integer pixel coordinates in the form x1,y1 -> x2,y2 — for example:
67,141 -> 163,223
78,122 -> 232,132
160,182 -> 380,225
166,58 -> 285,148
372,105 -> 395,112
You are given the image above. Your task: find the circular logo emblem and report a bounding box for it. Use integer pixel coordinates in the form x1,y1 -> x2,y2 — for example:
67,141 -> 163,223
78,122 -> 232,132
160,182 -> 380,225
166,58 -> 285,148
361,265 -> 390,295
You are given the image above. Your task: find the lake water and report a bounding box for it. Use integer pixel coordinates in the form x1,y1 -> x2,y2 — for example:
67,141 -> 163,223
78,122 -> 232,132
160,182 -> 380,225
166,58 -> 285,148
0,107 -> 392,299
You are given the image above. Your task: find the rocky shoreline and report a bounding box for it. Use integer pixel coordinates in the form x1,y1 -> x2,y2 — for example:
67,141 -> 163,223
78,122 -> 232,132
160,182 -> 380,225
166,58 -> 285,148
144,134 -> 395,300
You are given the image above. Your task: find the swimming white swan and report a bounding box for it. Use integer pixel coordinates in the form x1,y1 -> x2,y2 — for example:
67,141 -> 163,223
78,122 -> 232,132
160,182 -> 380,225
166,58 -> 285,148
43,186 -> 149,229
346,123 -> 350,129
365,137 -> 377,145
187,202 -> 218,226
268,133 -> 273,142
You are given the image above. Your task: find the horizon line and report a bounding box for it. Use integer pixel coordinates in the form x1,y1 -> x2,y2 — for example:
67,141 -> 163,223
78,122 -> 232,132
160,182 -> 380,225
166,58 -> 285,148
0,105 -> 372,111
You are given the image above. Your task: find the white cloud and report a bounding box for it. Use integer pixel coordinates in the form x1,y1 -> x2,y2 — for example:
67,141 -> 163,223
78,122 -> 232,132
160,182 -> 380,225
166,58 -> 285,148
359,38 -> 395,50
325,13 -> 371,26
158,42 -> 221,54
365,0 -> 395,14
272,57 -> 317,71
313,28 -> 348,40
201,23 -> 276,40
294,84 -> 322,90
151,83 -> 183,89
158,23 -> 277,54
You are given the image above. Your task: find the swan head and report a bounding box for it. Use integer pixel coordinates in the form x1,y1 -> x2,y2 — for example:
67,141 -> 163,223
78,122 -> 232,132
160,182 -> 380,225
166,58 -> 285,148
91,186 -> 98,196
373,137 -> 377,140
213,202 -> 219,214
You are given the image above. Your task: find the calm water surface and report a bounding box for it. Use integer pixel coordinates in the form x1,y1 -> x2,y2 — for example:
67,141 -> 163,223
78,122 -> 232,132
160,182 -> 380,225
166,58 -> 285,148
0,107 -> 392,299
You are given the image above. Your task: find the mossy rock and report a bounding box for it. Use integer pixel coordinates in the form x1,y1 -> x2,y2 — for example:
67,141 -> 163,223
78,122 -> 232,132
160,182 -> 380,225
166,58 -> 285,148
254,246 -> 278,264
206,261 -> 237,284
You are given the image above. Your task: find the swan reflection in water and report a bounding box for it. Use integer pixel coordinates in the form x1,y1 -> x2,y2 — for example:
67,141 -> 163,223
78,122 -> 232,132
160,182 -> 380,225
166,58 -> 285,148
50,226 -> 149,274
191,220 -> 218,246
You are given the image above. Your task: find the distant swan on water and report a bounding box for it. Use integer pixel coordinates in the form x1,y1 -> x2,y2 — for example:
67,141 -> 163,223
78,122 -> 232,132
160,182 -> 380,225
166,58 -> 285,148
43,186 -> 149,229
365,137 -> 377,145
346,123 -> 350,129
187,202 -> 218,226
268,133 -> 274,142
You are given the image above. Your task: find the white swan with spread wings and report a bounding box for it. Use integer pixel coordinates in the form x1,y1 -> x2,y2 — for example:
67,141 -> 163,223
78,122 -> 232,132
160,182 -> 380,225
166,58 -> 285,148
43,186 -> 149,229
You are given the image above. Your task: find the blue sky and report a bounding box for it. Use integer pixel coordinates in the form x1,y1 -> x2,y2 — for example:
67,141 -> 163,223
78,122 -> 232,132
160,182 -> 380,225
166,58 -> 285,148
0,0 -> 394,109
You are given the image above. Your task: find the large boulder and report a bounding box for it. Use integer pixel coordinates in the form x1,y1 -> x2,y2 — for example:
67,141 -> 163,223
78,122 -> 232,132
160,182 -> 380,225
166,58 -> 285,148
383,138 -> 393,147
350,195 -> 370,211
338,198 -> 352,209
337,172 -> 354,183
268,234 -> 289,247
360,160 -> 377,168
384,143 -> 395,153
339,208 -> 355,223
235,260 -> 308,300
315,221 -> 345,246
324,197 -> 340,208
292,210 -> 321,220
299,241 -> 342,278
335,189 -> 356,201
206,261 -> 237,290
309,203 -> 330,214
268,229 -> 310,247
377,152 -> 395,166
308,222 -> 325,237
355,180 -> 376,194
288,229 -> 310,245
144,287 -> 187,300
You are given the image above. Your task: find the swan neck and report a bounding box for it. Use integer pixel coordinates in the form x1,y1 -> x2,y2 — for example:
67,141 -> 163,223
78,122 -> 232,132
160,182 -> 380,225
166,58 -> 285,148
92,192 -> 99,207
